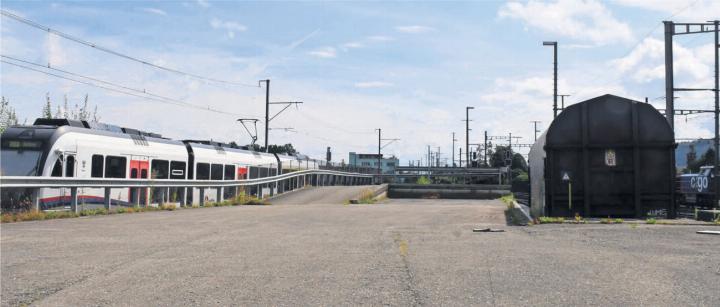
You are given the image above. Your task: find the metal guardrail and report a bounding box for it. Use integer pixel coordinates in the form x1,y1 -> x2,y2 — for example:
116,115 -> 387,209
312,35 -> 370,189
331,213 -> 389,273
0,169 -> 373,188
1,169 -> 374,212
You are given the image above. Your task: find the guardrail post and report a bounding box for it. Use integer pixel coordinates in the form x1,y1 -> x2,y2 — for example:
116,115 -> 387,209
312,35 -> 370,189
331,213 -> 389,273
134,188 -> 140,208
199,188 -> 205,206
31,188 -> 40,211
70,187 -> 78,214
217,187 -> 223,203
180,188 -> 187,207
104,188 -> 111,210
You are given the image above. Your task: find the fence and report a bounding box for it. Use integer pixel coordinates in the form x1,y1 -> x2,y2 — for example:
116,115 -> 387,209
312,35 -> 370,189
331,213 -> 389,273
1,169 -> 374,213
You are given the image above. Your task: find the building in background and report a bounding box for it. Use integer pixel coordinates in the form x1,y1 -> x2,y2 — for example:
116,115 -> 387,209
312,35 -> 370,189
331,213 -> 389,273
349,152 -> 398,174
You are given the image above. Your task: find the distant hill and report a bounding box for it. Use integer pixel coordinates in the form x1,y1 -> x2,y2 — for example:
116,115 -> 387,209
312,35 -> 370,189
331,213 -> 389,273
676,139 -> 712,169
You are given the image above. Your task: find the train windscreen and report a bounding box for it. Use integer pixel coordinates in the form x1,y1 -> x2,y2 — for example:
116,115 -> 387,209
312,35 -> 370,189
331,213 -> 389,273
0,140 -> 44,176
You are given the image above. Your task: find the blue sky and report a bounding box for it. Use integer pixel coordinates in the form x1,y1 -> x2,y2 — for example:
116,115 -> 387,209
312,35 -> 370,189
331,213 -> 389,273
1,0 -> 718,164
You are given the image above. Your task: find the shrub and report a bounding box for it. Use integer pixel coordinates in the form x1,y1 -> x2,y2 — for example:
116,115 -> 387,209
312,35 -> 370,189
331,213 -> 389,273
416,176 -> 431,185
600,218 -> 612,224
499,194 -> 515,205
646,218 -> 657,224
613,218 -> 624,224
160,204 -> 176,211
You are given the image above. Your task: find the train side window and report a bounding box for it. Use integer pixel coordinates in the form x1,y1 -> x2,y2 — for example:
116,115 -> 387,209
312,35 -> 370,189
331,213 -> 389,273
91,155 -> 104,178
51,158 -> 62,177
151,159 -> 169,179
224,164 -> 235,180
249,166 -> 258,179
211,164 -> 223,180
196,163 -> 210,180
170,161 -> 186,179
65,156 -> 75,177
140,169 -> 148,179
105,156 -> 127,178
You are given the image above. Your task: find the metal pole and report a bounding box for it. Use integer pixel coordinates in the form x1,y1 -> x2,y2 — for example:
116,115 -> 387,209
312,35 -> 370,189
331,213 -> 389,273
663,21 -> 674,130
714,20 -> 719,208
263,79 -> 270,152
452,132 -> 456,167
553,43 -> 557,118
466,106 -> 473,167
377,128 -> 382,180
484,130 -> 488,167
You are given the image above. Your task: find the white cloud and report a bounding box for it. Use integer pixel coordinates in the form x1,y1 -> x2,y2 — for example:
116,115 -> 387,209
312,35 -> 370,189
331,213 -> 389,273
210,18 -> 247,39
395,25 -> 436,34
354,81 -> 394,88
45,34 -> 68,66
610,37 -> 711,83
613,0 -> 720,20
367,35 -> 394,42
498,0 -> 634,45
196,0 -> 210,8
139,7 -> 167,16
308,47 -> 337,58
341,42 -> 364,50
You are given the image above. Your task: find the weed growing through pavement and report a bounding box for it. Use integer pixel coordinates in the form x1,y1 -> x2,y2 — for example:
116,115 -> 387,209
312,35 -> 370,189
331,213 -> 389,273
537,216 -> 565,224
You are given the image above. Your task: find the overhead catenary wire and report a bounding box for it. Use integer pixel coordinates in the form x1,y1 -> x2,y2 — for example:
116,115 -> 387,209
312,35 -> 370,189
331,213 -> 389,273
2,59 -> 247,117
2,54 -> 204,107
567,0 -> 702,99
0,9 -> 259,88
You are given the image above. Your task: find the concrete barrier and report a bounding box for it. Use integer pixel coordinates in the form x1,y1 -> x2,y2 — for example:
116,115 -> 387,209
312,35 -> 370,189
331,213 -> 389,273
388,184 -> 510,200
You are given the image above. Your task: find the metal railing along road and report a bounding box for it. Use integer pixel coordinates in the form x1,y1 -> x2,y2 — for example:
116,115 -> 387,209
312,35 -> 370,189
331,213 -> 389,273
1,169 -> 374,213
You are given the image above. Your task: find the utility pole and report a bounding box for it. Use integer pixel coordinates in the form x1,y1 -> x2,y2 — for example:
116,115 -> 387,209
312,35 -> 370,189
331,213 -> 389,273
664,21 -> 675,129
452,132 -> 457,167
459,147 -> 463,168
465,106 -> 474,168
437,147 -> 441,167
530,121 -> 541,142
261,79 -> 270,151
543,41 -> 558,118
427,145 -> 431,167
259,79 -> 303,152
663,20 -> 719,210
484,131 -> 488,167
377,129 -> 381,177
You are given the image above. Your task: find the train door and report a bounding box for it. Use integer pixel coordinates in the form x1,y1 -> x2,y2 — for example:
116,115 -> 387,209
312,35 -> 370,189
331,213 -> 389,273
129,157 -> 150,206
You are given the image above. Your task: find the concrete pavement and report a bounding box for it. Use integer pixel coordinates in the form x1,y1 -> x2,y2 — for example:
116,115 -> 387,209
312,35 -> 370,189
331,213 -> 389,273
1,196 -> 718,306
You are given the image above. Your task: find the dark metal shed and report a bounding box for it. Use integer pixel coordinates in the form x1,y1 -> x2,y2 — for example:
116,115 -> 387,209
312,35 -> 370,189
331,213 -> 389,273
542,94 -> 676,218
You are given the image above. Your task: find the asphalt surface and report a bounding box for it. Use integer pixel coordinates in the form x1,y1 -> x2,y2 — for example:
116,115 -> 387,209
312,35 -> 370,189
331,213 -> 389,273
1,195 -> 719,306
269,185 -> 377,205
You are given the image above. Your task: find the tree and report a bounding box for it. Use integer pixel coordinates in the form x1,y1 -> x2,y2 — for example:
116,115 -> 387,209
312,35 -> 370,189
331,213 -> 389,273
42,93 -> 53,119
0,97 -> 19,133
687,148 -> 715,173
43,94 -> 101,122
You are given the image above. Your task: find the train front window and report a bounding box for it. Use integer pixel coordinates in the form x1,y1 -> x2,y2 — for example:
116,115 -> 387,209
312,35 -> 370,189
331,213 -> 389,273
0,140 -> 44,176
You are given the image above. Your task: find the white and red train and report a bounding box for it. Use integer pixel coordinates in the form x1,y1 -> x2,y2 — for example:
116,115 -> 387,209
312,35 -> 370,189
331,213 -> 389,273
0,118 -> 321,210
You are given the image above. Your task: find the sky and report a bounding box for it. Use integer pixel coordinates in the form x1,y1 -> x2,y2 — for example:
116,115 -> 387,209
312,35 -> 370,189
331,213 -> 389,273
1,0 -> 718,165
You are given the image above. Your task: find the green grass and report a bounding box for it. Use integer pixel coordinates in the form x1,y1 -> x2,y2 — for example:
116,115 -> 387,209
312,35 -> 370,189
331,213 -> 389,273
1,191 -> 273,223
646,218 -> 657,224
537,216 -> 565,224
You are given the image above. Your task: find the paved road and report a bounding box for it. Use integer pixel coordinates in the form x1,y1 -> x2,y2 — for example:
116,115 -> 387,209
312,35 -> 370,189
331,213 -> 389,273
269,185 -> 376,205
1,197 -> 719,306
